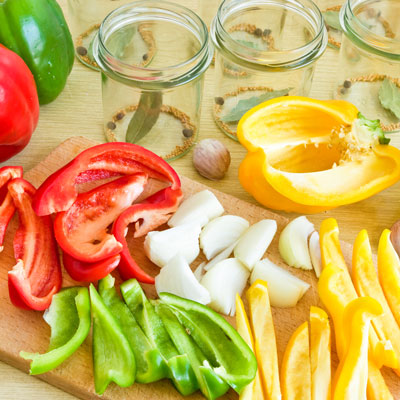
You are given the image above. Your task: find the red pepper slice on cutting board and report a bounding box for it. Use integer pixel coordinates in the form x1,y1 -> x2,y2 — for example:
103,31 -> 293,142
54,173 -> 148,263
63,253 -> 121,283
33,142 -> 181,216
7,178 -> 62,311
0,166 -> 23,250
113,187 -> 183,283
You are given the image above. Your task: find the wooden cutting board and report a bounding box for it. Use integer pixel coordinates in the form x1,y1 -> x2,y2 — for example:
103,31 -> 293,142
0,136 -> 398,399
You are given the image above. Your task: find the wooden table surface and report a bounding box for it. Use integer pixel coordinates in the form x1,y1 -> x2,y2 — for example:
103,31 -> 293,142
2,0 -> 400,398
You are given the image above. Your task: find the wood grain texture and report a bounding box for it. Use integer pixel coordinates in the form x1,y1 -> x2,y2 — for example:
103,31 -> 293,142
1,136 -> 399,399
2,0 -> 400,397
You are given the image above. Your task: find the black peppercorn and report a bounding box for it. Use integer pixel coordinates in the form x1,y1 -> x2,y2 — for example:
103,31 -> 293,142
76,46 -> 88,56
343,80 -> 352,89
215,97 -> 225,106
142,53 -> 149,61
340,87 -> 347,95
263,28 -> 272,36
254,28 -> 263,37
107,121 -> 117,130
115,112 -> 124,121
182,128 -> 193,138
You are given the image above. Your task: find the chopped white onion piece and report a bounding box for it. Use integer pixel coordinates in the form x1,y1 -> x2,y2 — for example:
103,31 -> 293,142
200,215 -> 249,260
309,231 -> 322,278
234,219 -> 277,271
203,240 -> 238,272
168,190 -> 224,228
250,259 -> 310,308
201,258 -> 249,316
194,261 -> 206,281
144,223 -> 201,267
155,255 -> 211,305
279,216 -> 314,270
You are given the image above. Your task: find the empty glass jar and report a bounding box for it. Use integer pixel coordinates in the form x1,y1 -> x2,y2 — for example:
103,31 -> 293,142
93,1 -> 213,160
335,0 -> 400,132
211,0 -> 328,140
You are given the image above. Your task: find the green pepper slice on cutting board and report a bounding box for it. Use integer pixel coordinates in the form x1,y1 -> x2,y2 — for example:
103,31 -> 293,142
90,283 -> 136,395
159,292 -> 258,394
155,302 -> 230,400
0,0 -> 74,104
120,279 -> 198,395
98,274 -> 168,383
20,287 -> 91,375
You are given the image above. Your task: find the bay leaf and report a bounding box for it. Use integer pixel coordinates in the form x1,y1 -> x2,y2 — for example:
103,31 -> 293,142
221,88 -> 292,123
379,78 -> 400,119
236,39 -> 263,50
323,11 -> 342,31
125,91 -> 163,143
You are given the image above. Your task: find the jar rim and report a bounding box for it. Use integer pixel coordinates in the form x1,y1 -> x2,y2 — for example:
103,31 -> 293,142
211,0 -> 327,70
340,0 -> 400,59
94,0 -> 213,86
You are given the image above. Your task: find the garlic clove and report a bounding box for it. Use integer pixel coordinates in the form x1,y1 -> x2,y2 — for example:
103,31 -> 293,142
279,216 -> 314,270
168,190 -> 224,228
144,223 -> 201,267
200,215 -> 249,260
193,139 -> 231,181
201,258 -> 249,316
250,259 -> 310,308
234,219 -> 277,271
155,254 -> 210,305
309,231 -> 322,278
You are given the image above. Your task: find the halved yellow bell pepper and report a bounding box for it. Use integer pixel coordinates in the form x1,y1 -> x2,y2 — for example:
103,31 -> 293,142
352,229 -> 400,375
333,297 -> 383,400
238,96 -> 400,213
235,294 -> 264,400
310,306 -> 331,400
281,321 -> 311,400
378,229 -> 400,327
246,280 -> 281,400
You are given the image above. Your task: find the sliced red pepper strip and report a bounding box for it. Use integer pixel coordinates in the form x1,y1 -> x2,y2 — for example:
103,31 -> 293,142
113,186 -> 183,283
33,142 -> 181,216
0,166 -> 23,250
63,252 -> 121,282
7,178 -> 62,311
53,173 -> 148,263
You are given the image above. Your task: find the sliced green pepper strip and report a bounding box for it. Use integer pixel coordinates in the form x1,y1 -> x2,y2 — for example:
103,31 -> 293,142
98,275 -> 168,383
120,279 -> 198,395
20,287 -> 90,375
90,283 -> 135,395
159,292 -> 258,394
155,302 -> 230,400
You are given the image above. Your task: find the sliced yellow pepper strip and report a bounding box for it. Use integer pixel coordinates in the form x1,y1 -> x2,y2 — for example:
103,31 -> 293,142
378,229 -> 400,327
367,360 -> 394,400
281,321 -> 311,400
352,229 -> 400,373
333,297 -> 383,400
235,294 -> 265,400
310,306 -> 331,400
319,218 -> 397,368
247,280 -> 281,400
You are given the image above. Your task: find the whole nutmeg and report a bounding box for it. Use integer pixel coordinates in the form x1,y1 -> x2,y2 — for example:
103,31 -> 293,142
390,220 -> 400,256
193,139 -> 231,180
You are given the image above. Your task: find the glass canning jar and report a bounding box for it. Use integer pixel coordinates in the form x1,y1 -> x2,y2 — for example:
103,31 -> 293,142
335,0 -> 400,132
67,0 -> 134,70
211,0 -> 328,140
317,0 -> 346,49
93,1 -> 213,161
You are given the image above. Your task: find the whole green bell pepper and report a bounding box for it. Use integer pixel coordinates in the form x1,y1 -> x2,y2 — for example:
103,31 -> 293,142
155,302 -> 230,400
90,283 -> 136,395
20,287 -> 91,375
159,292 -> 258,394
120,279 -> 198,396
0,0 -> 74,104
98,275 -> 169,384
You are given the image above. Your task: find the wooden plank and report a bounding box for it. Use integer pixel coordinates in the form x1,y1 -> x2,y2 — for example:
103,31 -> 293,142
0,137 -> 398,399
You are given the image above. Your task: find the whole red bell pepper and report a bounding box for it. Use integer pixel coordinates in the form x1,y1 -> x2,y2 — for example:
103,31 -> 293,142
0,45 -> 39,162
53,173 -> 148,263
33,142 -> 181,216
63,253 -> 121,282
113,187 -> 183,284
0,166 -> 23,250
7,178 -> 62,311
